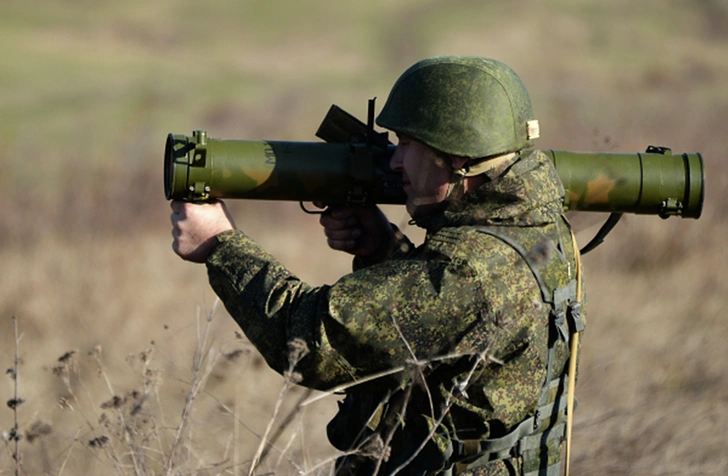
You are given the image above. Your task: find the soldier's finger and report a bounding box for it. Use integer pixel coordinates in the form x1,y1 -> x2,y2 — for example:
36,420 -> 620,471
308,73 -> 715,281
324,227 -> 362,241
327,238 -> 357,251
327,206 -> 357,220
320,213 -> 358,231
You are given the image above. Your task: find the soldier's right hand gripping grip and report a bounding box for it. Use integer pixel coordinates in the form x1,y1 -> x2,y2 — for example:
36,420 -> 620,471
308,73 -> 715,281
164,130 -> 703,219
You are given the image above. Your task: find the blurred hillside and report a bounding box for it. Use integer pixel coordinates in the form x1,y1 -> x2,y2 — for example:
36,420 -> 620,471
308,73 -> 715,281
1,0 -> 727,474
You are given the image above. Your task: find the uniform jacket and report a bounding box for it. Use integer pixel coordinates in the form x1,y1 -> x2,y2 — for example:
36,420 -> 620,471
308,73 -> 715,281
206,150 -> 583,475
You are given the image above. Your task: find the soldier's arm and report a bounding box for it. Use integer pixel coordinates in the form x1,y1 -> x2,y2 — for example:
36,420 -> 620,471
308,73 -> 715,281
206,229 -> 363,389
205,230 -> 503,390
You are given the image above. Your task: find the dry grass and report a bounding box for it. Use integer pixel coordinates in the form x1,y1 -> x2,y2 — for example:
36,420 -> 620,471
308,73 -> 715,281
2,0 -> 727,474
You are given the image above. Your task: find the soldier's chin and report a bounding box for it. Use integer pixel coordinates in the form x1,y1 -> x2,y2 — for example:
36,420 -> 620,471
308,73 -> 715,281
408,196 -> 444,219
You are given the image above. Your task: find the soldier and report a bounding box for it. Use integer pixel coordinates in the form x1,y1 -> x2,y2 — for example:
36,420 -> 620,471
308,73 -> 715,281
171,56 -> 585,475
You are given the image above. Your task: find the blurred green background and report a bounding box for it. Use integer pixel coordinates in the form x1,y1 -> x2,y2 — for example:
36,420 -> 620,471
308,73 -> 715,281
1,0 -> 727,474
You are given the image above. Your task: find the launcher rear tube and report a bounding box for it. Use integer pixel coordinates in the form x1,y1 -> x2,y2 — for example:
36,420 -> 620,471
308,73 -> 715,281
543,149 -> 704,218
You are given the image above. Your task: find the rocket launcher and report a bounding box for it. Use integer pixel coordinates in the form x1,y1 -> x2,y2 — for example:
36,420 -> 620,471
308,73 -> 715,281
165,102 -> 704,252
165,103 -> 703,218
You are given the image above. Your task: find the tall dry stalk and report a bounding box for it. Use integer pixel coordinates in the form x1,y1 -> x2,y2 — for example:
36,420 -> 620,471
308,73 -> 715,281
164,299 -> 221,475
88,346 -> 145,474
6,316 -> 24,476
248,338 -> 310,476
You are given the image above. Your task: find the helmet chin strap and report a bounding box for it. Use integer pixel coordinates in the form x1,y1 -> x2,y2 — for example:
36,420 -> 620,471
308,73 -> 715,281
446,152 -> 519,199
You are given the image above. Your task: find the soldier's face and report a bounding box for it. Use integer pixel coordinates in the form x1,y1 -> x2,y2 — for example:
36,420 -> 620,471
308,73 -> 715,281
390,135 -> 453,218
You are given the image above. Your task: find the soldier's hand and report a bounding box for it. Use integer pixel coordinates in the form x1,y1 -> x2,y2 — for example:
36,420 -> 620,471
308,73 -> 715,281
316,203 -> 395,259
170,199 -> 236,263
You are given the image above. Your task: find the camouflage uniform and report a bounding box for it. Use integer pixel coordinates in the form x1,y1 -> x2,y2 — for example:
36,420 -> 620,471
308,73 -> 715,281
206,148 -> 584,475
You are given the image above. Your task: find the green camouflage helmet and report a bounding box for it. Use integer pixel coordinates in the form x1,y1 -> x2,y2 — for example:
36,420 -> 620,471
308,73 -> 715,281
376,56 -> 540,158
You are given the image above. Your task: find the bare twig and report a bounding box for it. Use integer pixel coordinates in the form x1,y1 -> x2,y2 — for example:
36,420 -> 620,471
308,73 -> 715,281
258,386 -> 314,465
275,411 -> 305,473
248,338 -> 310,476
57,427 -> 82,476
201,387 -> 303,474
389,348 -> 495,476
165,299 -> 221,475
300,351 -> 477,407
388,315 -> 437,418
88,346 -> 141,474
372,381 -> 413,476
371,314 -> 503,476
9,316 -> 24,476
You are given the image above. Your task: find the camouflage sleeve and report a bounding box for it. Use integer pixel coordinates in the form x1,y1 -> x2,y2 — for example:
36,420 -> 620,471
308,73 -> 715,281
206,229 -> 490,390
206,229 -> 359,389
207,228 -> 436,390
206,227 -> 546,398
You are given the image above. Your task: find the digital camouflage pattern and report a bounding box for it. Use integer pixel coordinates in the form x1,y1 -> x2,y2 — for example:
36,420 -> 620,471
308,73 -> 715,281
376,56 -> 537,159
206,150 -> 583,475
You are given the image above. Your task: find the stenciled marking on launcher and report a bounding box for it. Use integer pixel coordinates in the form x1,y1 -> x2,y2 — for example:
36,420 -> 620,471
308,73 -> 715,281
231,141 -> 276,190
264,143 -> 276,165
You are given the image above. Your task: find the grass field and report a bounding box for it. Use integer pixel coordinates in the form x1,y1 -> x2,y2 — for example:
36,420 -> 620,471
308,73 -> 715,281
1,0 -> 727,474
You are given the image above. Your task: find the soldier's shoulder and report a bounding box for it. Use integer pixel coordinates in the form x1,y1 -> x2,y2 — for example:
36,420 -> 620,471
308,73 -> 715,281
428,226 -> 535,276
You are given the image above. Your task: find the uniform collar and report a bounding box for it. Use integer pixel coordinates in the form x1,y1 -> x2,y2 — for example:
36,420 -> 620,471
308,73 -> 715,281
413,150 -> 565,233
